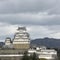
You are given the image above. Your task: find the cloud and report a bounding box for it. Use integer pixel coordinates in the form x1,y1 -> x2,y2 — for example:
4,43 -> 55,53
0,0 -> 60,41
28,25 -> 60,39
0,24 -> 53,41
50,33 -> 60,39
0,23 -> 18,41
0,23 -> 60,42
0,0 -> 57,14
0,12 -> 59,26
0,0 -> 60,15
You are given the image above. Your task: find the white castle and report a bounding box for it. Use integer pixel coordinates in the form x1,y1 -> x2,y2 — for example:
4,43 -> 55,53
28,46 -> 57,60
4,27 -> 57,60
5,27 -> 30,49
5,37 -> 11,46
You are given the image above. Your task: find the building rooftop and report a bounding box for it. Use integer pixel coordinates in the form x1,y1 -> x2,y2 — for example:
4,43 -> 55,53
17,27 -> 26,31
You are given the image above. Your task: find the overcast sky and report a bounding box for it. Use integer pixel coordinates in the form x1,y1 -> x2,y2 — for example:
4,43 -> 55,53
0,0 -> 60,41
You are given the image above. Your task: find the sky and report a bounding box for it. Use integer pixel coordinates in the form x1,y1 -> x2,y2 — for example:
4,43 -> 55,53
0,0 -> 60,41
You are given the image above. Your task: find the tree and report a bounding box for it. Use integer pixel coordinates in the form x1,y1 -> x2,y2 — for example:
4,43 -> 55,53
40,58 -> 47,60
22,51 -> 29,60
29,53 -> 39,60
22,52 -> 39,60
32,53 -> 39,60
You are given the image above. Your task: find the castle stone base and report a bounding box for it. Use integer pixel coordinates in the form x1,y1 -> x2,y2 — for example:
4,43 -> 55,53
0,56 -> 22,60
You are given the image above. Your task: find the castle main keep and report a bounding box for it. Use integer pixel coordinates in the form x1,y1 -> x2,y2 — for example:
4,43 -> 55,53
5,27 -> 30,50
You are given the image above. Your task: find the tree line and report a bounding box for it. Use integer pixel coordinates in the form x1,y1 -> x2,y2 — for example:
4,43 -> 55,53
22,51 -> 47,60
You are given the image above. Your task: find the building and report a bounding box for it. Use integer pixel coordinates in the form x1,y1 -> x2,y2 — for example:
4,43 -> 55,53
5,37 -> 12,46
0,27 -> 57,60
28,46 -> 57,60
5,37 -> 13,48
13,27 -> 30,49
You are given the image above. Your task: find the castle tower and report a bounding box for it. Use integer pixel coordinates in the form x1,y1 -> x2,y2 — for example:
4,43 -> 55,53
13,27 -> 30,50
5,37 -> 11,46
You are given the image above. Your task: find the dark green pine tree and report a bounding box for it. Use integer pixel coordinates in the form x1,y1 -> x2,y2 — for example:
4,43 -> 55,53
31,53 -> 39,60
22,52 -> 39,60
22,51 -> 29,60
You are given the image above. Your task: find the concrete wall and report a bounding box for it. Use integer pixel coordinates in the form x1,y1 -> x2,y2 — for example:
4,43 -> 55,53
0,56 -> 22,60
0,49 -> 27,54
0,49 -> 27,60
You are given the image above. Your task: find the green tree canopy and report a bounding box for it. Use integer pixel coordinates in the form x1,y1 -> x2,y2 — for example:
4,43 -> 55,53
40,58 -> 47,60
22,51 -> 29,60
22,52 -> 39,60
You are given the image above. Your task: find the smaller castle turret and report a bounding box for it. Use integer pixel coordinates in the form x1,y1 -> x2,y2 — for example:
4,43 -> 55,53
5,37 -> 12,46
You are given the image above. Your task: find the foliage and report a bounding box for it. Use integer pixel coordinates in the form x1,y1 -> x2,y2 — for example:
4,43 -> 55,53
54,48 -> 60,60
57,49 -> 60,60
22,51 -> 30,60
22,52 -> 39,60
29,53 -> 39,60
